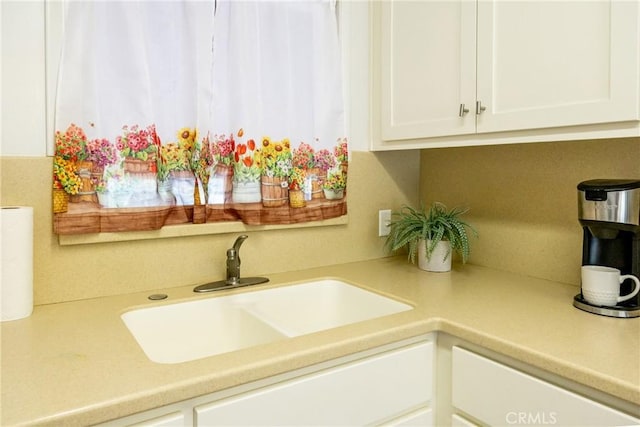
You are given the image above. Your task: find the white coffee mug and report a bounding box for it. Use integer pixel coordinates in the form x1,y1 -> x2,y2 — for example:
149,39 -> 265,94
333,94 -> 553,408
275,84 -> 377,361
581,265 -> 640,307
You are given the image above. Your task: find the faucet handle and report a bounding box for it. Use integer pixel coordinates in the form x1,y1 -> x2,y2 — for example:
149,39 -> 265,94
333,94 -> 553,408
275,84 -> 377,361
232,235 -> 248,252
231,234 -> 248,267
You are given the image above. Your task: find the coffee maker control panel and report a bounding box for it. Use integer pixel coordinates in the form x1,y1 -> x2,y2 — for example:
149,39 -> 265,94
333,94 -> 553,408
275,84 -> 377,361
578,179 -> 640,227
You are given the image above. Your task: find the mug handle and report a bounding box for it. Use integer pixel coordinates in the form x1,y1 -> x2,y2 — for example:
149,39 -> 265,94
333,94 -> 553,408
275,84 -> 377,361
618,275 -> 640,303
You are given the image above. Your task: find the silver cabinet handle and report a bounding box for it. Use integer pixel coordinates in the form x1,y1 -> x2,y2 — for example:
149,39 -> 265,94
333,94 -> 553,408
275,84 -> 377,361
459,103 -> 470,117
476,100 -> 487,115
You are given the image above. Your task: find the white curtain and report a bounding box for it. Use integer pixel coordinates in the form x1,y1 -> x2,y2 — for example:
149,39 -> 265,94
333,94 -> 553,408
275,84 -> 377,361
52,0 -> 347,232
55,0 -> 215,141
211,0 -> 344,144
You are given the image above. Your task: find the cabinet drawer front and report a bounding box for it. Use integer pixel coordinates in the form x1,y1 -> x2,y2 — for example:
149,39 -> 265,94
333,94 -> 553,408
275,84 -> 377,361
196,341 -> 433,426
452,347 -> 639,427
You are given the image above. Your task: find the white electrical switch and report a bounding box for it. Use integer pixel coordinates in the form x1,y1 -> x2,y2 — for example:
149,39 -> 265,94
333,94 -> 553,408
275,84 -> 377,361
378,209 -> 391,237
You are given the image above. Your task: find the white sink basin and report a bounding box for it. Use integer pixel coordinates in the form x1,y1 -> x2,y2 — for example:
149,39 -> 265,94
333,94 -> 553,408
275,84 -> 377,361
121,300 -> 289,364
122,279 -> 412,364
236,280 -> 412,336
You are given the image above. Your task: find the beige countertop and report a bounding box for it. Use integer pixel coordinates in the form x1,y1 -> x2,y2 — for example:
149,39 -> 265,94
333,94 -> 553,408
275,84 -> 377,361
2,257 -> 639,426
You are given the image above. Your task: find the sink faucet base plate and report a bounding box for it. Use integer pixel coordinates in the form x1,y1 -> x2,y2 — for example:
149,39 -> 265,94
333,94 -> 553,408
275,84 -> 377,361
194,277 -> 269,293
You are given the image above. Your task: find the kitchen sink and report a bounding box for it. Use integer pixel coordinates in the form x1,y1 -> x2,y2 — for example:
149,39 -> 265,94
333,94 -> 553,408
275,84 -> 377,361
121,279 -> 412,364
236,279 -> 412,336
121,300 -> 289,364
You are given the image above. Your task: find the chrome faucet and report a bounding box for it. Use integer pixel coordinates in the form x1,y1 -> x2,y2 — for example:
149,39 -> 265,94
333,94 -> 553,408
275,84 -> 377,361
194,235 -> 269,293
226,234 -> 247,285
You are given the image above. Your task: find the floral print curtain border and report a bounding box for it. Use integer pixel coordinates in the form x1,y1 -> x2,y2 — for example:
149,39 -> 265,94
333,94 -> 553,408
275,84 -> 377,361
52,0 -> 348,235
53,124 -> 348,234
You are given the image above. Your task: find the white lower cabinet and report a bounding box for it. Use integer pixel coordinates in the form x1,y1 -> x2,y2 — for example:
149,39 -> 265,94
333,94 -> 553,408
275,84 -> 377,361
451,346 -> 640,427
194,341 -> 433,426
98,337 -> 434,427
100,336 -> 639,427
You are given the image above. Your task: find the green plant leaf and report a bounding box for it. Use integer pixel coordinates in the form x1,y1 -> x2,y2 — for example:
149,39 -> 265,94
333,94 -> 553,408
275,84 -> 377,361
384,202 -> 477,265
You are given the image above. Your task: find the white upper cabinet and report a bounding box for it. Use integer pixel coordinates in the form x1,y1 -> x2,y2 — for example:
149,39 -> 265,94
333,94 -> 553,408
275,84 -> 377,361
476,0 -> 640,133
373,0 -> 640,149
380,0 -> 477,140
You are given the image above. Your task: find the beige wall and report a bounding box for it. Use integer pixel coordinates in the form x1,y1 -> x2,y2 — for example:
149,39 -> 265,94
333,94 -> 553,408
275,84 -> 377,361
420,138 -> 640,286
1,151 -> 419,305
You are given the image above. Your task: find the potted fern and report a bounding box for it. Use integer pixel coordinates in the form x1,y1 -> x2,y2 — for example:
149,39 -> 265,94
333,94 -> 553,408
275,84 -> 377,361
385,202 -> 477,272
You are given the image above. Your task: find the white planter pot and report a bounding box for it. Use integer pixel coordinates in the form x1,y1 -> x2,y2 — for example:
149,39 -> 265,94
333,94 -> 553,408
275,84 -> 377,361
232,181 -> 261,203
418,239 -> 452,272
97,192 -> 116,208
171,176 -> 195,206
323,188 -> 344,200
157,181 -> 175,205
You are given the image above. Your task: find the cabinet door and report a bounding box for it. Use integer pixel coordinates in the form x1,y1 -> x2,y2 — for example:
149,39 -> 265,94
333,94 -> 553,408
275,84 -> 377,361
477,0 -> 640,133
380,0 -> 476,140
452,346 -> 640,427
195,341 -> 433,426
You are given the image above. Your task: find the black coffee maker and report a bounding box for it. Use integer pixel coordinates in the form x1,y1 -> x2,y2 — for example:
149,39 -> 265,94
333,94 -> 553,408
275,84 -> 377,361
574,179 -> 640,318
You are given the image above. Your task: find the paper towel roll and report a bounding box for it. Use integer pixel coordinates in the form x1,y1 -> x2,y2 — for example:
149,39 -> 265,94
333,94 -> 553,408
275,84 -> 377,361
1,206 -> 34,321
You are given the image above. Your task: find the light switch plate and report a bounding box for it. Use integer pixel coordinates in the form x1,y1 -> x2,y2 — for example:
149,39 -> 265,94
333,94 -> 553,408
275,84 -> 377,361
378,209 -> 391,237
